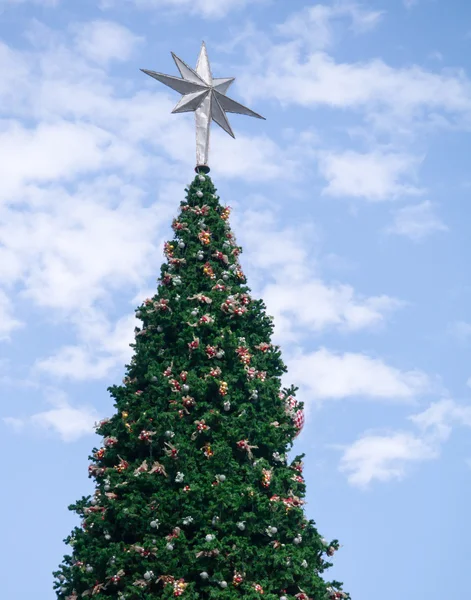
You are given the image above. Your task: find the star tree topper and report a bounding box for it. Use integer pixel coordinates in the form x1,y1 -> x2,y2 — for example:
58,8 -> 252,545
141,42 -> 265,172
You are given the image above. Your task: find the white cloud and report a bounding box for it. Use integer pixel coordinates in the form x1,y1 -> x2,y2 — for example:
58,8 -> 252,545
0,120 -> 148,199
0,177 -> 172,310
387,200 -> 448,240
35,346 -> 118,381
238,42 -> 471,134
338,398 -> 471,488
99,0 -> 263,18
211,132 -> 301,181
71,20 -> 144,65
338,432 -> 437,488
0,289 -> 23,340
3,389 -> 99,442
234,206 -> 403,341
318,150 -> 423,201
264,282 -> 402,340
287,348 -> 432,402
35,310 -> 137,380
31,403 -> 99,442
278,2 -> 383,50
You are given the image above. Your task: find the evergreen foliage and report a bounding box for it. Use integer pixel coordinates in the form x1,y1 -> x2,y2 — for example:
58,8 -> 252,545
53,174 -> 349,600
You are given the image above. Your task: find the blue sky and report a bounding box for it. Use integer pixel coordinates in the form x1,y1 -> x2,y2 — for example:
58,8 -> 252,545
1,0 -> 470,598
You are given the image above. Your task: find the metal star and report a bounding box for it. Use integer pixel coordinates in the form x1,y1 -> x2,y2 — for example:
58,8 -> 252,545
141,42 -> 265,172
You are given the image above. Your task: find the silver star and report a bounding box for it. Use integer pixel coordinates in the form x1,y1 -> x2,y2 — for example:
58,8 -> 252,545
141,42 -> 265,172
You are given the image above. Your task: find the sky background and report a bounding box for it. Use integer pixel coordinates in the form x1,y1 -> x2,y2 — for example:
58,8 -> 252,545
1,0 -> 471,598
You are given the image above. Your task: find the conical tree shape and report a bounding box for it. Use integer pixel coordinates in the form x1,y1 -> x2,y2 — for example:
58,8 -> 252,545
54,174 -> 349,600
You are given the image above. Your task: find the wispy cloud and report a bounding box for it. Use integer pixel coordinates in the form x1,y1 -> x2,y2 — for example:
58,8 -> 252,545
386,200 -> 448,240
34,310 -> 136,380
1,0 -> 59,6
98,0 -> 264,19
409,398 -> 471,437
3,389 -> 100,442
0,290 -> 23,340
447,321 -> 471,342
237,36 -> 471,136
234,205 -> 403,342
71,20 -> 144,65
338,398 -> 471,488
278,2 -> 383,50
338,431 -> 437,488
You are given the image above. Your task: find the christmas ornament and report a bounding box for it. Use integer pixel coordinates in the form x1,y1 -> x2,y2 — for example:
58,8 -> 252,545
173,579 -> 188,597
202,442 -> 213,458
198,230 -> 211,245
167,527 -> 181,541
203,262 -> 215,278
261,468 -> 273,488
232,571 -> 244,586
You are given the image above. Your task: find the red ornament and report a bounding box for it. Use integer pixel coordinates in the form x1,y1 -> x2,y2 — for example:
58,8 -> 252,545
169,379 -> 181,392
164,242 -> 175,258
188,338 -> 200,351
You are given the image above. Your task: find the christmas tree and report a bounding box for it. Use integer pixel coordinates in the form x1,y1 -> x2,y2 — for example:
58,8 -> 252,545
53,44 -> 349,600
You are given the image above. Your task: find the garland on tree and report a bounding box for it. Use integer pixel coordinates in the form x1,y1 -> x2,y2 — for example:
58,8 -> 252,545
53,174 -> 349,600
